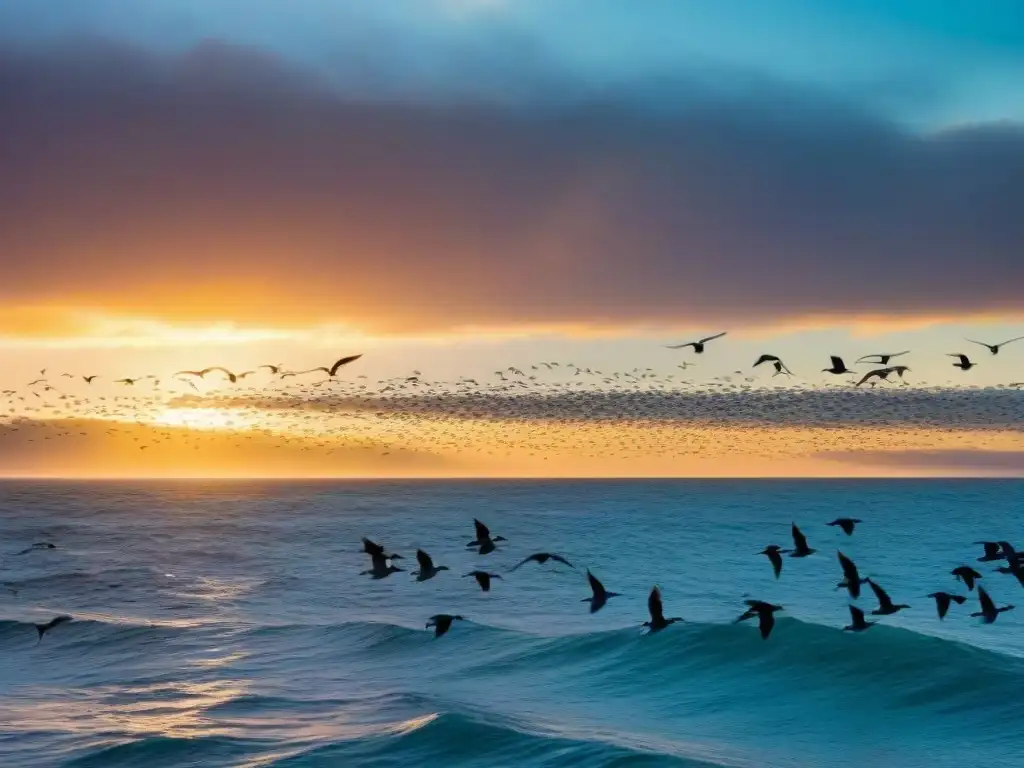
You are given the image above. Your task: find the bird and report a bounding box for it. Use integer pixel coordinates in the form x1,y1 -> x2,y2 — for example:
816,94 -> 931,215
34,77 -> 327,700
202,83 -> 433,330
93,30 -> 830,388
35,615 -> 72,643
976,541 -> 1006,562
735,600 -> 783,640
823,356 -> 854,375
362,537 -> 402,561
426,614 -> 463,638
15,542 -> 56,556
464,570 -> 501,592
827,518 -> 861,536
665,332 -> 727,354
466,518 -> 506,555
948,354 -> 977,371
114,378 -> 138,385
971,586 -> 1014,623
966,336 -> 1024,355
843,604 -> 876,632
282,355 -> 363,378
643,586 -> 682,633
951,565 -> 982,591
511,552 -> 574,570
759,545 -> 785,579
855,367 -> 909,387
753,354 -> 791,375
174,367 -> 239,383
927,592 -> 967,620
836,551 -> 869,599
259,364 -> 285,374
412,549 -> 448,581
582,570 -> 620,613
855,351 -> 909,365
789,523 -> 815,557
361,552 -> 403,579
82,375 -> 99,384
867,579 -> 910,615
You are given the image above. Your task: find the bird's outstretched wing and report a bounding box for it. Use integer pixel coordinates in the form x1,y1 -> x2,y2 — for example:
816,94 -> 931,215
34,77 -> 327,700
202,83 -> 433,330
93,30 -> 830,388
698,332 -> 727,344
473,518 -> 490,541
416,549 -> 432,571
587,570 -> 605,597
978,586 -> 996,615
998,336 -> 1024,347
550,553 -> 575,568
665,343 -> 697,350
753,354 -> 777,367
328,355 -> 363,376
791,524 -> 809,551
868,579 -> 891,606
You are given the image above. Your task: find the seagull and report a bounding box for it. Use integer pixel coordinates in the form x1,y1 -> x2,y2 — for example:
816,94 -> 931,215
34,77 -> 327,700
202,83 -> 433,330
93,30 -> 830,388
836,552 -> 869,599
643,586 -> 683,633
966,336 -> 1024,355
823,356 -> 854,375
666,332 -> 727,354
855,351 -> 909,365
35,615 -> 72,643
464,570 -> 501,592
466,518 -> 506,555
971,586 -> 1014,623
282,355 -> 363,378
361,552 -> 403,579
361,537 -> 402,561
867,579 -> 910,615
948,354 -> 977,371
174,367 -> 239,383
734,600 -> 783,640
412,549 -> 448,581
789,523 -> 815,558
843,605 -> 876,632
827,518 -> 861,536
759,545 -> 785,579
582,570 -> 620,613
511,552 -> 574,571
927,592 -> 967,620
753,354 -> 791,375
426,614 -> 463,638
951,565 -> 982,591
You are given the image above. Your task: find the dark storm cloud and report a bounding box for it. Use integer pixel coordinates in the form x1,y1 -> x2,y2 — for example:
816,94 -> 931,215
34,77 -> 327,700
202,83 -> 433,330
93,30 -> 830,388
1,39 -> 1023,334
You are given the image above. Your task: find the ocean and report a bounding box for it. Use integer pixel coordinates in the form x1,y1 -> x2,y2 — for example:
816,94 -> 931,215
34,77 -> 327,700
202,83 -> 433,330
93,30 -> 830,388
1,479 -> 1023,767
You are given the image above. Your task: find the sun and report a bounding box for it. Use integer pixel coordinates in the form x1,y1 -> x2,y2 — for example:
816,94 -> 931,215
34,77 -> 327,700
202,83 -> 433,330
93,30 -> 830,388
151,407 -> 251,431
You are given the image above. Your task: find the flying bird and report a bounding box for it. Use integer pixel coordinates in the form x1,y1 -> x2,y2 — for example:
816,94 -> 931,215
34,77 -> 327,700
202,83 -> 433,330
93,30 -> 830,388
582,570 -> 620,613
827,518 -> 861,536
789,524 -> 815,558
753,354 -> 791,375
464,570 -> 501,592
735,600 -> 783,640
282,355 -> 363,378
643,586 -> 682,633
361,552 -> 403,579
511,552 -> 574,571
665,332 -> 727,354
948,354 -> 977,371
426,614 -> 463,638
843,605 -> 876,632
927,592 -> 966,620
951,565 -> 982,591
971,586 -> 1014,623
867,579 -> 910,615
759,545 -> 785,579
836,551 -> 869,599
412,549 -> 448,581
823,356 -> 854,375
361,537 -> 402,561
976,541 -> 1007,562
966,336 -> 1024,355
466,518 -> 506,555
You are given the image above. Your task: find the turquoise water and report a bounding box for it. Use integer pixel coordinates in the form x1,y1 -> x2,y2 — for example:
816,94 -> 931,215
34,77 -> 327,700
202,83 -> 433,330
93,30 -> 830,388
1,480 -> 1023,767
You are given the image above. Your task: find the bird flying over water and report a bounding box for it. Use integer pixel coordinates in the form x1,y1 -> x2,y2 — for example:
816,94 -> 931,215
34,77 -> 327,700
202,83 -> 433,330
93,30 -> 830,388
927,592 -> 966,620
643,586 -> 682,633
836,551 -> 868,599
282,355 -> 363,378
665,332 -> 727,354
948,354 -> 977,371
823,356 -> 854,375
971,586 -> 1014,623
735,600 -> 783,640
426,614 -> 463,638
855,351 -> 909,365
35,615 -> 72,643
361,552 -> 403,579
966,336 -> 1024,355
843,604 -> 875,632
759,545 -> 784,579
511,552 -> 574,571
753,354 -> 791,375
827,518 -> 861,536
789,524 -> 815,557
467,518 -> 506,555
582,570 -> 620,613
951,565 -> 982,591
976,541 -> 1006,562
867,579 -> 910,615
464,570 -> 501,592
412,549 -> 448,581
362,537 -> 402,561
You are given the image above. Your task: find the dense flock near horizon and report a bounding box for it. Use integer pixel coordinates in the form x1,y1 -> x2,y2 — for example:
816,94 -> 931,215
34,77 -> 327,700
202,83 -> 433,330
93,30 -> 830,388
1,332 -> 1024,467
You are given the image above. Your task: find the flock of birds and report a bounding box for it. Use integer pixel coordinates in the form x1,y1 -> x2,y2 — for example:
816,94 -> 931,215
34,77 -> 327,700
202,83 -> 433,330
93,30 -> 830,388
353,516 -> 1020,641
2,331 -> 1024,472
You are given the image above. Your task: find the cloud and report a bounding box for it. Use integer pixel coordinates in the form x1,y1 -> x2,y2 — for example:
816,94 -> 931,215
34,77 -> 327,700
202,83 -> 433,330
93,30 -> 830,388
1,39 -> 1023,337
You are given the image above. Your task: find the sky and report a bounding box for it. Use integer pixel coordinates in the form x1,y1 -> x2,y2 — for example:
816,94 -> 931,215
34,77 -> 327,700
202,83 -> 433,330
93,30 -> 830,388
0,0 -> 1023,477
